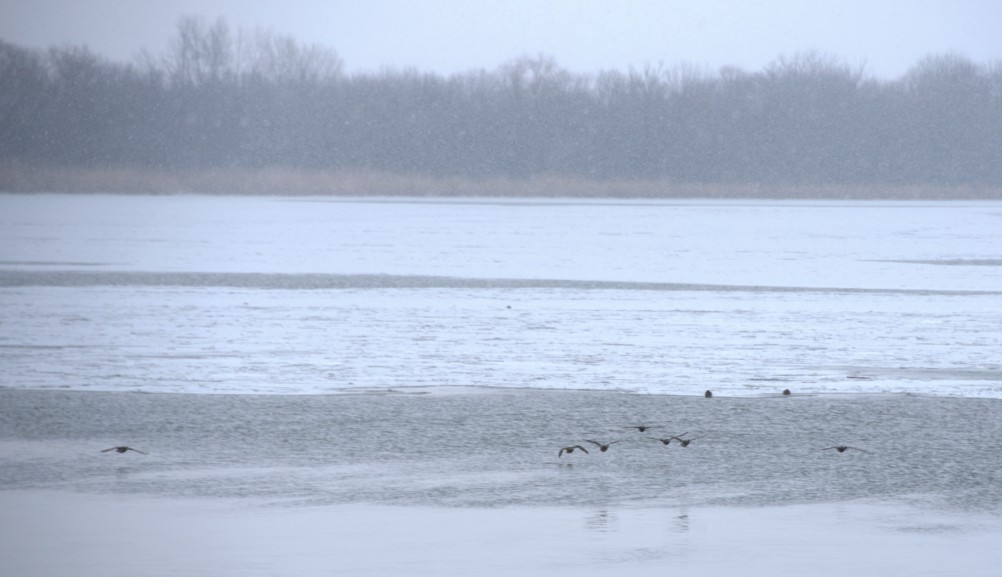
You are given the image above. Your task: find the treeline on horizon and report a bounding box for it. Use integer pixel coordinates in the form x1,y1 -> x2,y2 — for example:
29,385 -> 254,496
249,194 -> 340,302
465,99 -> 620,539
2,17 -> 1001,187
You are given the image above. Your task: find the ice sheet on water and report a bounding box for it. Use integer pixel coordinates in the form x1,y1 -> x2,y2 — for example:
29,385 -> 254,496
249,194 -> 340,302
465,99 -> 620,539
1,195 -> 1000,397
2,269 -> 1000,295
2,283 -> 999,397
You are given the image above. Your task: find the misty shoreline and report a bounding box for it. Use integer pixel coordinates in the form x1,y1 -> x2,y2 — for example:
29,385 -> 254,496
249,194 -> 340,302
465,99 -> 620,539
3,165 -> 1000,199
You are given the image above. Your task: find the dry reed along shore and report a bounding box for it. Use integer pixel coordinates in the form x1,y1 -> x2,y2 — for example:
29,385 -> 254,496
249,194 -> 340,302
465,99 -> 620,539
2,164 -> 1001,199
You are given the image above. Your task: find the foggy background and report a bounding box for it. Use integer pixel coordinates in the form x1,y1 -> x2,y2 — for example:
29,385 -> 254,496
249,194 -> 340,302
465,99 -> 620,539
2,1 -> 999,79
1,2 -> 1000,190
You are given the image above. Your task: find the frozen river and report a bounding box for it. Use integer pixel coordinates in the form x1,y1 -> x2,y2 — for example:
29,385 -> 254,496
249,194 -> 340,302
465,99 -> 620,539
1,194 -> 1000,397
3,194 -> 1002,576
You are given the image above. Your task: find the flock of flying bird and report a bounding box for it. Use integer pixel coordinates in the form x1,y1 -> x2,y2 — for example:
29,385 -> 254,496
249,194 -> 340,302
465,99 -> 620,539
100,389 -> 866,460
556,429 -> 866,458
556,388 -> 867,458
557,429 -> 706,458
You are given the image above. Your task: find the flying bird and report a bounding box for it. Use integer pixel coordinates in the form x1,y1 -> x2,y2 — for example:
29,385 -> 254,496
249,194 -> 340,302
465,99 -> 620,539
585,440 -> 620,452
558,445 -> 589,458
654,432 -> 689,446
101,446 -> 147,454
624,424 -> 661,432
672,435 -> 704,447
821,446 -> 867,453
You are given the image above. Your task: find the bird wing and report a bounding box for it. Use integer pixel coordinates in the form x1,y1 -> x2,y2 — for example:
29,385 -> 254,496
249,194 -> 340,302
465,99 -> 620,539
101,447 -> 117,452
584,440 -> 602,447
127,448 -> 147,454
575,445 -> 589,454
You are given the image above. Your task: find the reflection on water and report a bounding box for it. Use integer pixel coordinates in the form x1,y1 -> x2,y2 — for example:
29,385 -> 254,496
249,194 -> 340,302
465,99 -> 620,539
586,509 -> 616,533
896,523 -> 965,534
673,512 -> 690,533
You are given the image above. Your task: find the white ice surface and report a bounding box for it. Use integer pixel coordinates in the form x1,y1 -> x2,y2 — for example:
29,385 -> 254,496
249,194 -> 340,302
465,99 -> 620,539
2,490 -> 1001,577
1,195 -> 1000,397
2,195 -> 1001,289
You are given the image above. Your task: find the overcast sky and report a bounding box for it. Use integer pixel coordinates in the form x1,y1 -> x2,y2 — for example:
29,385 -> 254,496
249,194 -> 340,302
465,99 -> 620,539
1,0 -> 999,79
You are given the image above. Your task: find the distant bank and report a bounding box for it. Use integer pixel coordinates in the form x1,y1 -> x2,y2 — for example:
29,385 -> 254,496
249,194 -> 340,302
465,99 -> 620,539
2,164 -> 1000,199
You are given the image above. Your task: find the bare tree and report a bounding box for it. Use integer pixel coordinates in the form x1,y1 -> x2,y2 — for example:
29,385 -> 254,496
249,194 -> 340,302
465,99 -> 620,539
164,16 -> 235,87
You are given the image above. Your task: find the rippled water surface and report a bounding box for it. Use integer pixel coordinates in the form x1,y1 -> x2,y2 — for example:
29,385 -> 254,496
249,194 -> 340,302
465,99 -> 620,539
2,389 -> 1000,514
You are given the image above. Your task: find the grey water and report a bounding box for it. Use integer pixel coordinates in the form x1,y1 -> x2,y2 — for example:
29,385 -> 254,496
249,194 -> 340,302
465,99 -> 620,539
2,389 -> 1000,514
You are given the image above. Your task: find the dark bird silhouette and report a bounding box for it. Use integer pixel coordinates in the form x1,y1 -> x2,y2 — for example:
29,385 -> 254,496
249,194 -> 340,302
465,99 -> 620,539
654,432 -> 689,446
672,435 -> 704,447
782,388 -> 791,396
704,390 -> 713,398
558,445 -> 589,458
821,446 -> 867,453
585,440 -> 620,452
101,446 -> 146,454
625,424 -> 661,432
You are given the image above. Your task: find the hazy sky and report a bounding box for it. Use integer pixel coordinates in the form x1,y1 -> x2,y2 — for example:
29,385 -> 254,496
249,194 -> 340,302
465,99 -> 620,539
1,0 -> 999,78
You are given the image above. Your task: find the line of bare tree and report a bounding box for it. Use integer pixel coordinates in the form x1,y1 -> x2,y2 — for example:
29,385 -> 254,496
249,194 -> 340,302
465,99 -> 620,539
2,17 -> 1000,186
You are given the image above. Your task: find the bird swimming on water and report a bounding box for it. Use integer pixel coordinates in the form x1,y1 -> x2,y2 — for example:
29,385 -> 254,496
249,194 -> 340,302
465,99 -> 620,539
558,445 -> 589,457
821,446 -> 867,453
704,390 -> 713,398
102,446 -> 147,454
782,388 -> 791,396
585,440 -> 620,452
